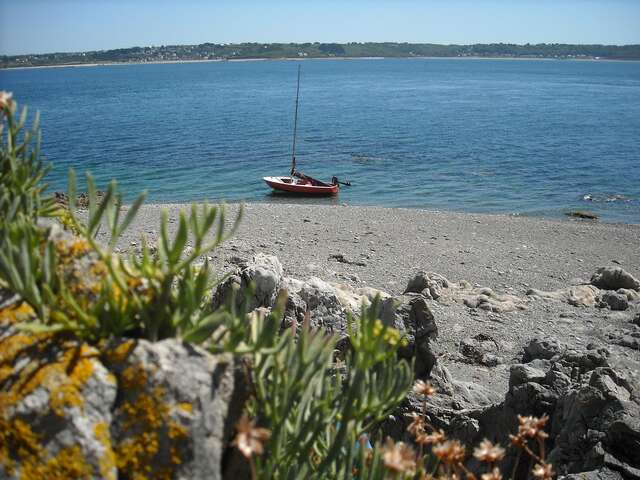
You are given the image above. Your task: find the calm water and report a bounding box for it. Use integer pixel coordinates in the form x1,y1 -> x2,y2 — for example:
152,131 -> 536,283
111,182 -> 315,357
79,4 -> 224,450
2,58 -> 640,223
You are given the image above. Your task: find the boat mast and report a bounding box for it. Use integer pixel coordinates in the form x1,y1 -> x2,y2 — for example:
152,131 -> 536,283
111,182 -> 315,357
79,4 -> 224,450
291,64 -> 301,175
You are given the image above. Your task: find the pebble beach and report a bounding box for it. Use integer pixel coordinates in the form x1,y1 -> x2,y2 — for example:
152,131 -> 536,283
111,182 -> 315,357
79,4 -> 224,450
121,202 -> 640,296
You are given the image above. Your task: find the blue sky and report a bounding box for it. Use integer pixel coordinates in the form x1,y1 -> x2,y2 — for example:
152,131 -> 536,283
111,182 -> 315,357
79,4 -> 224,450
1,0 -> 639,55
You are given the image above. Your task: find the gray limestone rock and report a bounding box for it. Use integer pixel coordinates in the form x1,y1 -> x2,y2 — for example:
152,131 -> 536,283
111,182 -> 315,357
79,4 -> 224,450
509,363 -> 547,389
212,253 -> 284,311
0,322 -> 117,479
380,294 -> 438,377
459,333 -> 502,367
523,337 -> 565,362
591,267 -> 640,292
103,338 -> 246,480
403,271 -> 450,300
601,291 -> 630,311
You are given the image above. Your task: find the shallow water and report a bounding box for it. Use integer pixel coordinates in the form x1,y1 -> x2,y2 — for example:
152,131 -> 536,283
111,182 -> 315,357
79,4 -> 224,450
2,58 -> 639,223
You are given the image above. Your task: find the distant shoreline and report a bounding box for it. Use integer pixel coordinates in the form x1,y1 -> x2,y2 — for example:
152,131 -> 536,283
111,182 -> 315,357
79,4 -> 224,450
3,55 -> 638,71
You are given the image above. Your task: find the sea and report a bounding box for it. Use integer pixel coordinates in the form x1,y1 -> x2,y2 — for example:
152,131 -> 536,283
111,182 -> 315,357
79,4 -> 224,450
2,58 -> 640,223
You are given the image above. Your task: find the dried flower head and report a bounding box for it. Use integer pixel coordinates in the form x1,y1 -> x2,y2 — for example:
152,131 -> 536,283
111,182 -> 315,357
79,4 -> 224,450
532,462 -> 555,479
407,412 -> 426,436
517,415 -> 549,440
382,438 -> 417,474
481,467 -> 503,480
416,429 -> 446,446
473,439 -> 506,463
232,414 -> 270,459
509,433 -> 524,448
0,91 -> 13,112
432,439 -> 466,464
413,380 -> 437,397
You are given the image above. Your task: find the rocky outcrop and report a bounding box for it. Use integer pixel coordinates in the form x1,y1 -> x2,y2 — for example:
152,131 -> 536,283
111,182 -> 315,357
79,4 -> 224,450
212,255 -> 390,345
381,294 -> 439,377
526,267 -> 640,313
0,302 -> 245,480
398,335 -> 639,479
212,253 -> 284,312
0,314 -> 117,479
404,271 -> 527,313
527,285 -> 601,307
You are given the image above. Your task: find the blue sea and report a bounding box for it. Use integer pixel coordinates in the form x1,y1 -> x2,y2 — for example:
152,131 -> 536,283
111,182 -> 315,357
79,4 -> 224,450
2,58 -> 640,223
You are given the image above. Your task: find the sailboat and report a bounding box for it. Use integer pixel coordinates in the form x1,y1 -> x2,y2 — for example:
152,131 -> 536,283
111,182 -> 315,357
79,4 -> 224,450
263,65 -> 349,195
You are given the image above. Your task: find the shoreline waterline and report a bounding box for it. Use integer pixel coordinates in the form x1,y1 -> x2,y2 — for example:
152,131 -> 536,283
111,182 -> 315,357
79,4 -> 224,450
118,202 -> 640,297
3,54 -> 640,71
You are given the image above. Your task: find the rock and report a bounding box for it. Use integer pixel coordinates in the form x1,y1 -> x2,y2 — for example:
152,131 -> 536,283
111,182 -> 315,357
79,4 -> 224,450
403,272 -> 526,312
566,211 -> 599,220
607,414 -> 640,470
403,271 -> 449,299
212,253 -> 283,311
523,337 -> 565,362
459,334 -> 501,367
549,367 -> 640,476
561,467 -> 625,480
591,267 -> 640,292
618,288 -> 640,303
601,291 -> 629,311
328,253 -> 366,267
0,320 -> 117,479
1,299 -> 246,480
103,338 -> 246,480
527,285 -> 600,307
616,335 -> 640,351
281,290 -> 307,330
509,364 -> 547,389
380,294 -> 438,377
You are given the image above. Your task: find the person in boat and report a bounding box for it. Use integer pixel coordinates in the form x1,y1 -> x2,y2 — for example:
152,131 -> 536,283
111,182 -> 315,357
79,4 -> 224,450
292,169 -> 315,185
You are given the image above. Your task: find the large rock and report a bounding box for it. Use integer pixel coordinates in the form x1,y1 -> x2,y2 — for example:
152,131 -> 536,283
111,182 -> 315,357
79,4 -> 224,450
381,294 -> 438,377
212,253 -> 284,311
103,338 -> 246,480
591,267 -> 640,292
404,271 -> 450,300
523,337 -> 570,362
0,310 -> 117,479
1,301 -> 247,480
279,276 -> 389,342
601,291 -> 630,311
549,367 -> 640,476
458,333 -> 502,367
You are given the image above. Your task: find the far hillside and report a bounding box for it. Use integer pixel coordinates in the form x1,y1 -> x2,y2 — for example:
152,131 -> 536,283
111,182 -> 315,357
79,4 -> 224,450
3,42 -> 640,68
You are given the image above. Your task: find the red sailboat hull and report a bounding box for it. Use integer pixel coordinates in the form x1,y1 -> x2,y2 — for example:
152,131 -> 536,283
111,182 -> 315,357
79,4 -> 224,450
263,176 -> 339,195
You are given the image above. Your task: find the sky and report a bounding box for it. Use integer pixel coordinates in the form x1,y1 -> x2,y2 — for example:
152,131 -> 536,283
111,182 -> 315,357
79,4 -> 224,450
1,0 -> 639,56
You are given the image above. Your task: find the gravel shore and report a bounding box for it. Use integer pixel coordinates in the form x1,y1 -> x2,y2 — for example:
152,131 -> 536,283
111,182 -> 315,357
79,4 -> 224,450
112,202 -> 640,403
119,203 -> 639,296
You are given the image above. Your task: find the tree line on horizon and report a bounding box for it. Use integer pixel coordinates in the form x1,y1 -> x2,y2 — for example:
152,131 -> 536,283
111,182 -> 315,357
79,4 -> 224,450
3,42 -> 640,68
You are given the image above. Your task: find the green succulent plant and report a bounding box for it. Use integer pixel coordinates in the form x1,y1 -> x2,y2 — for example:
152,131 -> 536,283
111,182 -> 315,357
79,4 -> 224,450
0,94 -> 415,479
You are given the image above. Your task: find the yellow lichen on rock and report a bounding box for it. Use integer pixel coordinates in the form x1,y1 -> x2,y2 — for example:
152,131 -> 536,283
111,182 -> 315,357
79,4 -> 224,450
0,302 -> 35,325
111,361 -> 190,480
20,445 -> 93,480
48,345 -> 96,415
94,422 -> 117,480
0,327 -> 105,478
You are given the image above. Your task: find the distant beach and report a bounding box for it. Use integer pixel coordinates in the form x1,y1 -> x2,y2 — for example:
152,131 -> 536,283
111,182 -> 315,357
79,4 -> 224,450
2,54 -> 633,71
